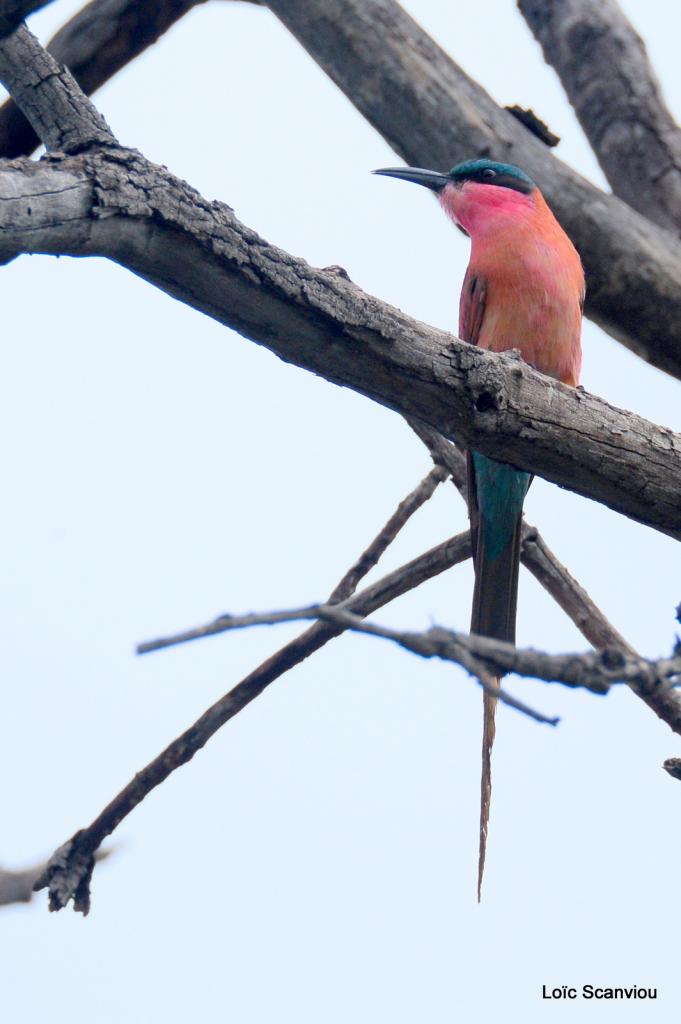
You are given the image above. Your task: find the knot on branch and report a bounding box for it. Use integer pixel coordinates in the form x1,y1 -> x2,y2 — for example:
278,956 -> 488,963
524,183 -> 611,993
469,356 -> 509,418
474,390 -> 499,413
33,831 -> 96,915
599,647 -> 627,671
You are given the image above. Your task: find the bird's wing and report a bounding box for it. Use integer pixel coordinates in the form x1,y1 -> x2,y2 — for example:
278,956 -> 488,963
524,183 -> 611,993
459,269 -> 488,560
459,269 -> 487,347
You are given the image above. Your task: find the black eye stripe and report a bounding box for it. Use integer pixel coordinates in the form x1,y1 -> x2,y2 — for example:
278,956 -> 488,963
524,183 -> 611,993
464,170 -> 533,194
448,162 -> 534,194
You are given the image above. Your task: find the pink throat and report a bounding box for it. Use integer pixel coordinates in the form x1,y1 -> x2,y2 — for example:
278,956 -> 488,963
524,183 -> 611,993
439,180 -> 535,237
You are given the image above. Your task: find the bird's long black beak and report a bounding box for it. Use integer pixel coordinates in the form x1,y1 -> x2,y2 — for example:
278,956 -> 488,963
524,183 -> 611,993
372,166 -> 451,192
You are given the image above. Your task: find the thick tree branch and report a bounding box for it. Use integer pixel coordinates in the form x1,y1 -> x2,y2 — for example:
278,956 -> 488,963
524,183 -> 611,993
0,0 -> 676,549
265,0 -> 681,380
0,23 -> 114,151
4,0 -> 681,379
0,0 -> 210,158
0,0 -> 54,38
518,0 -> 681,236
6,0 -> 677,919
1,152 -> 681,539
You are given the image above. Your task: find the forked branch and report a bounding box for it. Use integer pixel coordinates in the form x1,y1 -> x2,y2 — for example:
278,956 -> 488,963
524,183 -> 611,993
34,473 -> 465,912
518,0 -> 681,235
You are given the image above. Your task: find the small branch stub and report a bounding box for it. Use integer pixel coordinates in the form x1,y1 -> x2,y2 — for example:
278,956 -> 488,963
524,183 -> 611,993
33,833 -> 96,914
663,757 -> 681,781
505,105 -> 560,147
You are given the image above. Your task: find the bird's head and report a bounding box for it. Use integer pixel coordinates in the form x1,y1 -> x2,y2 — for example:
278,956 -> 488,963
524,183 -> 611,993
373,158 -> 537,237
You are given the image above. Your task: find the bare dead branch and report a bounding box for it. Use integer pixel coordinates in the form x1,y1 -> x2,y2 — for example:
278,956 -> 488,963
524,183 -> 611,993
412,424 -> 633,651
0,23 -> 114,151
0,0 -> 210,157
265,0 -> 681,381
1,20 -> 681,540
1,153 -> 680,540
142,601 -> 681,699
516,526 -> 681,736
518,0 -> 681,236
412,424 -> 681,733
520,527 -> 632,654
138,530 -> 471,656
4,8 -> 676,920
0,0 -> 54,38
3,0 -> 681,379
34,471 -> 467,912
328,465 -> 446,603
408,419 -> 469,495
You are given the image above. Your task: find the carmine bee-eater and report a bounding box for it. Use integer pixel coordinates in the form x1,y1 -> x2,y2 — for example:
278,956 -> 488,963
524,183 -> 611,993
374,158 -> 584,898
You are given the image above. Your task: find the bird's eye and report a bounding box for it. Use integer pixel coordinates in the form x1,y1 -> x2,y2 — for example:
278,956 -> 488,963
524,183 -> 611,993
482,168 -> 497,179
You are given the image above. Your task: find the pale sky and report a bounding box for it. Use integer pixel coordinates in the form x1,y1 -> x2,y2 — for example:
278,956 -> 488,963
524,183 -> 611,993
2,1 -> 680,1021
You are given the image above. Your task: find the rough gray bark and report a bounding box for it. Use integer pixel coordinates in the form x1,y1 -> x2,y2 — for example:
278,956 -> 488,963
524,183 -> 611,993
1,148 -> 680,539
0,24 -> 113,151
518,0 -> 681,236
266,0 -> 681,381
0,0 -> 208,157
4,0 -> 681,380
0,0 -> 54,38
141,601 -> 681,699
4,4 -> 678,915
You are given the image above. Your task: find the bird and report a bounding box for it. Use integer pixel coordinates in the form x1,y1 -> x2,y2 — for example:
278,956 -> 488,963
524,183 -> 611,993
374,158 -> 584,898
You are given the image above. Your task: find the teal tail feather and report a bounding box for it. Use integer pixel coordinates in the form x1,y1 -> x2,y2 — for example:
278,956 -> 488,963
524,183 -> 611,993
469,453 -> 530,900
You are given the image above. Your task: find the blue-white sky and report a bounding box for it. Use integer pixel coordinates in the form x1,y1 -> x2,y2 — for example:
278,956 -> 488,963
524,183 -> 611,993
2,1 -> 680,1020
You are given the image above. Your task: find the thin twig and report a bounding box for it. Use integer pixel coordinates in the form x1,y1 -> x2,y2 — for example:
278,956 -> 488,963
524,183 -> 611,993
149,604 -> 558,721
328,465 -> 446,602
139,533 -> 470,657
143,601 -> 681,697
